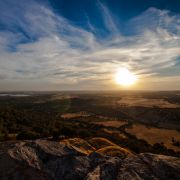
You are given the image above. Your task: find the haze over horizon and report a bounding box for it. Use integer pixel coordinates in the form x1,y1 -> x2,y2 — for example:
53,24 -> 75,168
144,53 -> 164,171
0,0 -> 180,91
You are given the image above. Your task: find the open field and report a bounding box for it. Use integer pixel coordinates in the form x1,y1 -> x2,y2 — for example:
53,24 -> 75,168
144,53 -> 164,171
118,97 -> 180,108
61,112 -> 91,119
126,123 -> 180,151
93,120 -> 127,128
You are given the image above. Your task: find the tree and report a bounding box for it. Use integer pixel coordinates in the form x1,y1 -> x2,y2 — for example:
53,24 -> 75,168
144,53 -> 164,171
0,118 -> 3,135
16,131 -> 40,140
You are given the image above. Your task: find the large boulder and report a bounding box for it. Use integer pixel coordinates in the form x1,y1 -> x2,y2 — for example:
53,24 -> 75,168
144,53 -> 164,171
0,139 -> 179,180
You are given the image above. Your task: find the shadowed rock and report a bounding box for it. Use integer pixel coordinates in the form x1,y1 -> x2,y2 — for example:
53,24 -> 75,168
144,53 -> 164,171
0,139 -> 180,180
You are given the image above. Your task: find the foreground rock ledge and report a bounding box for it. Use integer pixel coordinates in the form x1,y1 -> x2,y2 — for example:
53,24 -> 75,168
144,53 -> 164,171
0,139 -> 180,180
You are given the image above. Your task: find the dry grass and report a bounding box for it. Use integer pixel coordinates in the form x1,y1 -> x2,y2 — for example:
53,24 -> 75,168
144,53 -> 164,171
61,137 -> 133,158
61,112 -> 90,119
118,97 -> 180,108
96,145 -> 132,158
88,137 -> 117,149
103,128 -> 127,139
93,120 -> 127,128
126,123 -> 180,151
61,138 -> 95,155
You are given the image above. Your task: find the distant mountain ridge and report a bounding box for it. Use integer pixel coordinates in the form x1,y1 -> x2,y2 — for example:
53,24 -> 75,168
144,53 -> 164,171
0,138 -> 180,180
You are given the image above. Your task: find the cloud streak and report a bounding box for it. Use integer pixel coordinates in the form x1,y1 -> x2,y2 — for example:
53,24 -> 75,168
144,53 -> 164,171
0,0 -> 179,90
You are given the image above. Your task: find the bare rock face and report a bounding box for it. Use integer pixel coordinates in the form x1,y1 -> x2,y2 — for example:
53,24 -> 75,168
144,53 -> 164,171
0,139 -> 180,180
117,153 -> 180,180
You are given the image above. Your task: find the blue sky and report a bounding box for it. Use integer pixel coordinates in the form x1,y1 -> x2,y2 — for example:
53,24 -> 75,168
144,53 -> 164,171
0,0 -> 180,90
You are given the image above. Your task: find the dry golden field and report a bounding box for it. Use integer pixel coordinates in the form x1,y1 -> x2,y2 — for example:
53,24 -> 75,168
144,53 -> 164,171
126,123 -> 180,151
93,120 -> 127,128
118,97 -> 180,108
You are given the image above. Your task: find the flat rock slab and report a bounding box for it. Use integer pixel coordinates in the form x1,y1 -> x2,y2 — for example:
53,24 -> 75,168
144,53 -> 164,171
0,140 -> 180,180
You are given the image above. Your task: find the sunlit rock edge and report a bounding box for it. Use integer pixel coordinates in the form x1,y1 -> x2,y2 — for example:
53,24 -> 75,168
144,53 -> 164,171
0,138 -> 180,180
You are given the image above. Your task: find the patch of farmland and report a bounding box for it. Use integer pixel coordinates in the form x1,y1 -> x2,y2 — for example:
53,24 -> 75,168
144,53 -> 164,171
126,123 -> 180,151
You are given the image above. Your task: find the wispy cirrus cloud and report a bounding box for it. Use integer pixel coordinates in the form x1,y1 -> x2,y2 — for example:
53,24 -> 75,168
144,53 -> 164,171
0,0 -> 179,90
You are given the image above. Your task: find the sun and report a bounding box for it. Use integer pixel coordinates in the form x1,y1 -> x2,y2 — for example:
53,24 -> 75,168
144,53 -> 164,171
115,68 -> 137,86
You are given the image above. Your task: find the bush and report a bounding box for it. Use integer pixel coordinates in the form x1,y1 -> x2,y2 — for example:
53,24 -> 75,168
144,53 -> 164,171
16,131 -> 40,140
77,129 -> 91,137
60,126 -> 77,137
52,129 -> 60,140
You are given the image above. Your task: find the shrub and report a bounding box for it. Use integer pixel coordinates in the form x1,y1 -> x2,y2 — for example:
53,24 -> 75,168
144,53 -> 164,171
52,129 -> 60,140
60,126 -> 77,137
16,131 -> 40,140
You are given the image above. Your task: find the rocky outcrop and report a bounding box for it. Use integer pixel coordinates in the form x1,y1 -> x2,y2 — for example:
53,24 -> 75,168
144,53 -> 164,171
0,139 -> 180,180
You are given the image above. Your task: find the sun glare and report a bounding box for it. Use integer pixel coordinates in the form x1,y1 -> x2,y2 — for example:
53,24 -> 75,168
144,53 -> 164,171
115,68 -> 137,86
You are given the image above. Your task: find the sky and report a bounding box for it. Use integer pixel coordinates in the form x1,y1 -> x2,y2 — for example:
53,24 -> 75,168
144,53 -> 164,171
0,0 -> 180,91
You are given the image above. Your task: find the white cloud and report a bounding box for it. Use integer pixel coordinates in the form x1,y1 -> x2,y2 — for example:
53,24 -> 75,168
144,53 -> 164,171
0,0 -> 179,90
